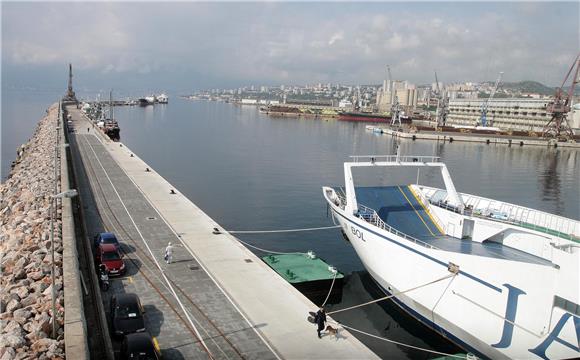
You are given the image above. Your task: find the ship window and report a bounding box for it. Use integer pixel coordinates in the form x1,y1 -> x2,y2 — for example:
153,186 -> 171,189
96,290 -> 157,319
554,295 -> 580,317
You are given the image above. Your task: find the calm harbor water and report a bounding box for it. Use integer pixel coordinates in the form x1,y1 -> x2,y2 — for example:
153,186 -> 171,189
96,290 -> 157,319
3,94 -> 579,358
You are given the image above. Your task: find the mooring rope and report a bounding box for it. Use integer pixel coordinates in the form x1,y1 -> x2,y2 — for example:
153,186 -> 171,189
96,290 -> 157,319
228,225 -> 341,234
327,320 -> 467,359
320,271 -> 338,308
235,237 -> 306,255
327,272 -> 456,315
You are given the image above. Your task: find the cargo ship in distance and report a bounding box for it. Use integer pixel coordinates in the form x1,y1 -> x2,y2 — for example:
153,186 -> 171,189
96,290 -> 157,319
338,111 -> 411,123
323,152 -> 579,359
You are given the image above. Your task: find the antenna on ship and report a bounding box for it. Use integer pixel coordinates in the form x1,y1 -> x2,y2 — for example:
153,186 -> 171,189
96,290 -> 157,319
110,89 -> 114,120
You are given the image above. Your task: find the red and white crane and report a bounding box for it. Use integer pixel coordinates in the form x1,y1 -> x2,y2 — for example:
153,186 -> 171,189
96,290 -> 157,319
543,53 -> 580,140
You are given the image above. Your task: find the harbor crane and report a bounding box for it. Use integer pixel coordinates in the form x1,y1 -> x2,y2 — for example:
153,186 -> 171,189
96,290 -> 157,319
480,72 -> 503,127
388,65 -> 402,126
543,53 -> 580,140
433,70 -> 448,128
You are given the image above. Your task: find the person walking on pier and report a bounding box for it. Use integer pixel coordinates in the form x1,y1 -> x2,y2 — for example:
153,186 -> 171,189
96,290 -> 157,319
315,307 -> 326,338
164,242 -> 174,264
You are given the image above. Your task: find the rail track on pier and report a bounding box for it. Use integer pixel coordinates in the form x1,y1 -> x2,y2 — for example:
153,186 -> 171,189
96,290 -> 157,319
71,130 -> 259,359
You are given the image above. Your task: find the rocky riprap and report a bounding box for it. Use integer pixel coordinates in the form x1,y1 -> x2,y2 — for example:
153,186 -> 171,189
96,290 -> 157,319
1,104 -> 66,359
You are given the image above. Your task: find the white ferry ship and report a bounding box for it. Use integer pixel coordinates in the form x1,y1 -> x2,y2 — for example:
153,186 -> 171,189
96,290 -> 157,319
323,152 -> 579,359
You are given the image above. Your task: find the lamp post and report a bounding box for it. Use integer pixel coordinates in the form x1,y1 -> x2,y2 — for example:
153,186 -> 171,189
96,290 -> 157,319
50,189 -> 78,339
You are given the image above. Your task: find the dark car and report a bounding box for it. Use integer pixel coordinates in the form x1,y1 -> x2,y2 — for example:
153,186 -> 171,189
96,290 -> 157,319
96,243 -> 126,276
120,332 -> 161,360
94,232 -> 120,250
110,293 -> 146,338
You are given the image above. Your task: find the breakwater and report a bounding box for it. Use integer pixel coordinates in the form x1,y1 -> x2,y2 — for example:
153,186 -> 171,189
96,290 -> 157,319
0,104 -> 66,359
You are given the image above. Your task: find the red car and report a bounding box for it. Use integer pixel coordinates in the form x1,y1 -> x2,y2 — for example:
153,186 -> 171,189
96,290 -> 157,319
96,243 -> 126,276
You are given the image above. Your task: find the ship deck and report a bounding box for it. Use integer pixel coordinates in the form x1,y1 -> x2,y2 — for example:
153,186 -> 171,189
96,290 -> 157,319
346,186 -> 553,266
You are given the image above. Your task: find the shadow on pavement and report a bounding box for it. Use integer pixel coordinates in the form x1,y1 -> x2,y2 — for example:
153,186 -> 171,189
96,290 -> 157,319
162,348 -> 187,360
144,304 -> 164,337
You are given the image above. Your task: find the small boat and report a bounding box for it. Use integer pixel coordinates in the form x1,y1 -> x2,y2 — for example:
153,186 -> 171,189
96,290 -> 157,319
323,150 -> 579,359
102,91 -> 120,141
262,252 -> 343,305
156,93 -> 168,104
138,96 -> 155,106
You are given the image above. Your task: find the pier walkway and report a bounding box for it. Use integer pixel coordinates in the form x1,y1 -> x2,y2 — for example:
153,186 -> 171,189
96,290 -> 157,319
66,105 -> 377,359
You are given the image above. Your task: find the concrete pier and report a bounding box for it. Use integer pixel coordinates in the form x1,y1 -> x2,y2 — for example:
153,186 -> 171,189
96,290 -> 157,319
66,105 -> 378,359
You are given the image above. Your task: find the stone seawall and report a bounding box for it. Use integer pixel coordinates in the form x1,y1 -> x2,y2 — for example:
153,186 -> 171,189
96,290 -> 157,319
0,104 -> 66,359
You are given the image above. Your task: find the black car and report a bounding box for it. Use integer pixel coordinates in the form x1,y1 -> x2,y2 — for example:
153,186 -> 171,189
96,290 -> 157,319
121,332 -> 162,360
110,293 -> 146,338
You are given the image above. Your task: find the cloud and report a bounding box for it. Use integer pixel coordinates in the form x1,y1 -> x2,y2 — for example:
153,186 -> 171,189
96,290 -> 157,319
2,2 -> 578,89
328,31 -> 344,46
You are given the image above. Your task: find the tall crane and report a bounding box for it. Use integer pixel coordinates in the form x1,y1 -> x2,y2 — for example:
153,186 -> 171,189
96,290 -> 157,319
387,65 -> 401,126
480,72 -> 503,127
543,53 -> 580,140
433,70 -> 448,128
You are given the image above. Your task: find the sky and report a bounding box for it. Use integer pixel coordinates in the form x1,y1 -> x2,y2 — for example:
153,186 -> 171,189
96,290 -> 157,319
1,1 -> 579,95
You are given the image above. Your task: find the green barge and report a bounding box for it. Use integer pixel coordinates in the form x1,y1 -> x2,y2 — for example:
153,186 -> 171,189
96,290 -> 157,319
262,252 -> 344,305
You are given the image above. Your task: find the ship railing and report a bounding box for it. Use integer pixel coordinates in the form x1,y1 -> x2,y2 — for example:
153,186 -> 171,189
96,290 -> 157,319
349,155 -> 440,163
428,198 -> 579,243
332,190 -> 440,249
355,203 -> 440,250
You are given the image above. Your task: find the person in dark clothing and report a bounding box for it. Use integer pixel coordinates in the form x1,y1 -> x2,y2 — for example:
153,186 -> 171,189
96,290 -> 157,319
315,307 -> 326,338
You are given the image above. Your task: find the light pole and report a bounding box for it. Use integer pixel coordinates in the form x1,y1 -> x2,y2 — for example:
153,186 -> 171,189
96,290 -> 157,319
50,189 -> 78,339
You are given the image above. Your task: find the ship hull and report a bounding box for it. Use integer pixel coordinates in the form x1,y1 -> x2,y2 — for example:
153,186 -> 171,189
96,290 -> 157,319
338,113 -> 412,123
323,189 -> 579,360
339,113 -> 391,123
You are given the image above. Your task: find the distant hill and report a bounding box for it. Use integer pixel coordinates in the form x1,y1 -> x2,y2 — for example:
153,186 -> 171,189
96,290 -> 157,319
490,80 -> 579,96
500,81 -> 555,95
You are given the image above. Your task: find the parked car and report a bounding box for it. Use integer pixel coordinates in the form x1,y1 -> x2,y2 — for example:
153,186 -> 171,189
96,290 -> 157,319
110,293 -> 146,338
120,332 -> 161,360
95,243 -> 126,276
94,232 -> 120,250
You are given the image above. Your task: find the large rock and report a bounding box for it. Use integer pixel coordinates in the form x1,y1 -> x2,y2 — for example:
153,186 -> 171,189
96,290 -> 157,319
11,286 -> 29,300
0,333 -> 26,348
5,299 -> 21,313
20,294 -> 38,308
2,320 -> 24,337
12,308 -> 32,325
34,312 -> 51,335
0,347 -> 15,360
31,338 -> 57,353
30,280 -> 48,294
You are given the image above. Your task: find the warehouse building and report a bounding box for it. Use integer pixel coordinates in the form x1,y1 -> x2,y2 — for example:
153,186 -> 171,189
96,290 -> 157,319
447,98 -> 579,133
